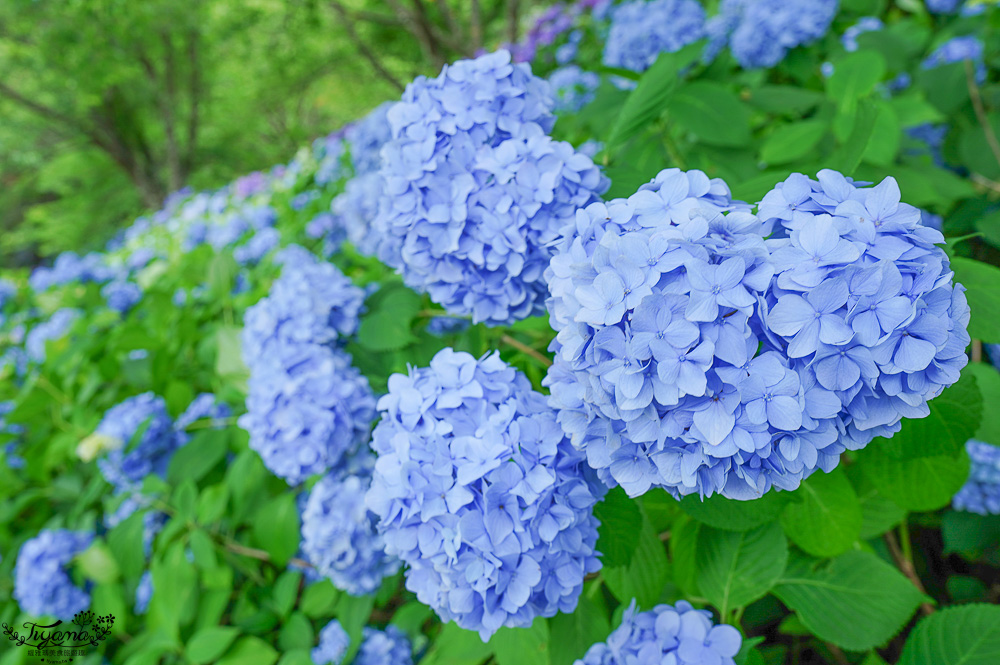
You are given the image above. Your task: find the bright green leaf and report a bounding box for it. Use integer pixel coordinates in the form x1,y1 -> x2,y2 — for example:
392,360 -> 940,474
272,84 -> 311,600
672,81 -> 752,147
251,494 -> 300,567
898,604 -> 1000,665
186,626 -> 241,665
952,258 -> 1000,343
780,468 -> 862,557
696,522 -> 788,614
760,120 -> 828,165
679,491 -> 789,532
594,487 -> 643,568
492,618 -> 550,665
773,551 -> 926,651
216,636 -> 278,665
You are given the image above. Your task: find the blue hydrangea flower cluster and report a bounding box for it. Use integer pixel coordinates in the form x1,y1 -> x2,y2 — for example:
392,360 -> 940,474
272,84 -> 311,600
906,123 -> 948,168
29,252 -> 116,292
14,529 -> 94,620
300,451 -> 400,595
102,280 -> 143,314
923,35 -> 986,84
234,227 -> 281,265
545,168 -> 970,499
311,621 -> 413,665
25,308 -> 80,363
510,4 -> 577,63
313,620 -> 351,665
426,315 -> 471,336
134,570 -> 154,615
367,348 -> 604,640
375,50 -> 607,325
602,0 -> 706,73
548,66 -> 601,113
0,278 -> 17,309
575,601 -> 742,665
842,17 -> 882,52
706,0 -> 838,69
329,104 -> 394,257
95,392 -> 184,493
925,0 -> 961,13
175,393 -> 232,431
953,439 -> 1000,515
239,250 -> 375,484
353,626 -> 413,665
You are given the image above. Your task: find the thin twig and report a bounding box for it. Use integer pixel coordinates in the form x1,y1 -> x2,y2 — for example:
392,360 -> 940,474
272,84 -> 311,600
965,59 -> 1000,171
224,539 -> 313,570
826,644 -> 850,665
971,173 -> 1000,195
972,339 -> 983,364
884,530 -> 935,616
500,334 -> 552,367
330,0 -> 405,92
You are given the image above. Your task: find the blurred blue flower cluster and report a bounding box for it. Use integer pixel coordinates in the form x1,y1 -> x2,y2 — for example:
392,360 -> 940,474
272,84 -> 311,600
300,450 -> 400,595
548,65 -> 601,113
575,600 -> 742,665
546,168 -> 969,499
239,250 -> 375,484
94,392 -> 184,494
922,35 -> 986,84
841,17 -> 882,52
330,103 -> 394,256
28,251 -> 116,292
13,529 -> 94,619
367,348 -> 604,639
25,308 -> 80,363
706,0 -> 838,68
375,50 -> 607,325
953,440 -> 1000,514
312,620 -> 413,665
602,0 -> 706,72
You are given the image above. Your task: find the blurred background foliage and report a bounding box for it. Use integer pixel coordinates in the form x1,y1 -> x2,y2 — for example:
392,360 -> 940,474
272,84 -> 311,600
0,0 -> 532,265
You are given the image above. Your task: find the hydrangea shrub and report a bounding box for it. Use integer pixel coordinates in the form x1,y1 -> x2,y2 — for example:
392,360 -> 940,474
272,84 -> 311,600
0,3 -> 998,665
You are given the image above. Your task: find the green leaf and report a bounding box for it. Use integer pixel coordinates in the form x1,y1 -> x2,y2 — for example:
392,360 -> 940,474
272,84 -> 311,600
826,50 -> 887,106
898,604 -> 1000,665
107,510 -> 148,579
78,541 -> 120,584
216,636 -> 279,665
214,325 -> 247,379
760,120 -> 828,165
186,626 -> 241,665
670,515 -> 702,598
492,618 -> 550,665
744,86 -> 825,115
860,445 -> 971,512
357,311 -> 416,352
679,491 -> 788,532
696,522 -> 788,614
607,50 -> 684,148
830,98 -> 878,175
671,81 -> 752,147
251,494 -> 300,567
300,579 -> 338,619
877,370 -> 982,459
276,650 -> 314,665
861,101 -> 901,166
548,594 -> 611,665
603,510 -> 670,608
420,622 -> 494,665
780,469 -> 862,557
168,429 -> 230,485
278,612 -> 314,652
271,570 -> 302,619
941,511 -> 1000,558
594,487 -> 643,568
847,466 -> 906,540
773,551 -> 926,651
952,258 -> 1000,343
